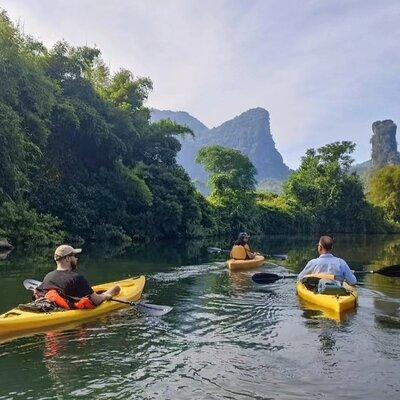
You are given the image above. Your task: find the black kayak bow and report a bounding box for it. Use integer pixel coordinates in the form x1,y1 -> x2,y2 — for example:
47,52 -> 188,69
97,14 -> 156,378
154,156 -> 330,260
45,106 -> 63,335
251,272 -> 297,284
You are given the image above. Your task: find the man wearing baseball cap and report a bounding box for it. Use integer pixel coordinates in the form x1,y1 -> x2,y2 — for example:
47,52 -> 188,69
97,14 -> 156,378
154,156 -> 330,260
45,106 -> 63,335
35,245 -> 120,309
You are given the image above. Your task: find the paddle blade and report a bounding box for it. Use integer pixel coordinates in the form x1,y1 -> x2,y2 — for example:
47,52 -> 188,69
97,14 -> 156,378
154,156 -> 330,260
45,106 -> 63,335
135,302 -> 173,316
252,273 -> 282,284
376,264 -> 400,277
207,247 -> 230,254
207,247 -> 222,254
23,279 -> 42,291
272,254 -> 288,261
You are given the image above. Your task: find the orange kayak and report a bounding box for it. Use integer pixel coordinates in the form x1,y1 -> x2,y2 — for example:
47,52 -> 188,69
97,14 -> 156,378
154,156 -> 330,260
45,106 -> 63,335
227,255 -> 265,271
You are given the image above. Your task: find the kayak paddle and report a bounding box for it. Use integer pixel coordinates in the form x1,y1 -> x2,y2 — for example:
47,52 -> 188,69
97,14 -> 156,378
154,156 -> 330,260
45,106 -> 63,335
352,263 -> 400,277
23,279 -> 172,317
251,272 -> 297,284
207,247 -> 288,260
251,263 -> 400,285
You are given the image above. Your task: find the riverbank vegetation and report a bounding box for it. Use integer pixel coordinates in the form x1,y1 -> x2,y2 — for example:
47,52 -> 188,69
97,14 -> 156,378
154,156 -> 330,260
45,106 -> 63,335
368,166 -> 400,225
0,10 -> 398,247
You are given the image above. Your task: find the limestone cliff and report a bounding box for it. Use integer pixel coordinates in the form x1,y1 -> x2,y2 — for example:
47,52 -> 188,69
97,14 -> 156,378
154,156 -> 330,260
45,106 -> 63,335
150,108 -> 290,186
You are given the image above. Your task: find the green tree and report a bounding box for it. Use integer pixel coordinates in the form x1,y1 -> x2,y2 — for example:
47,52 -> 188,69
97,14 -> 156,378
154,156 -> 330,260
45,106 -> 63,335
0,10 -> 215,244
0,201 -> 66,246
196,145 -> 257,196
368,165 -> 400,224
196,145 -> 260,235
283,141 -> 383,232
0,8 -> 393,246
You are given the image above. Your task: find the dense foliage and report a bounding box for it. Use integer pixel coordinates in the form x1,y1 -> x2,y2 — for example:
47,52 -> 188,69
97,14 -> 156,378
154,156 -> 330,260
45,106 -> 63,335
0,11 -> 209,245
196,145 -> 260,236
196,145 -> 257,195
196,142 -> 388,237
0,10 -> 395,247
368,166 -> 400,225
282,142 -> 385,233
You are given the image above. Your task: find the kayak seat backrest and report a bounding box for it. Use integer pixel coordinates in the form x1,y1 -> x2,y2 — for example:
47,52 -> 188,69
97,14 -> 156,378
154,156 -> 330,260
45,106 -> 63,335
317,279 -> 349,296
301,274 -> 337,292
301,276 -> 321,291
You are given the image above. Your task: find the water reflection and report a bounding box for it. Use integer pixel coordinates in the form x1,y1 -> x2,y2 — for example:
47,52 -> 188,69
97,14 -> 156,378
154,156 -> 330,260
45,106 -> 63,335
227,271 -> 254,291
43,328 -> 91,397
299,298 -> 357,322
374,297 -> 400,329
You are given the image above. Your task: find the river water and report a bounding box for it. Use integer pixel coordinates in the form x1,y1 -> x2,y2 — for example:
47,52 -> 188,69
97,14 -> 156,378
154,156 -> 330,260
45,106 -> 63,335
0,235 -> 399,399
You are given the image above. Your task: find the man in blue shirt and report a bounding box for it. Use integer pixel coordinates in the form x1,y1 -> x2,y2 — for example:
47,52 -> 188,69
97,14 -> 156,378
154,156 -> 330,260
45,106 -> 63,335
298,236 -> 357,285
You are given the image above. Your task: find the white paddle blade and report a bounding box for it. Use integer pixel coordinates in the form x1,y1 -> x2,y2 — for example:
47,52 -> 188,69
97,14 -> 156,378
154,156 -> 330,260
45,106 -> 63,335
136,302 -> 173,316
207,247 -> 222,254
23,279 -> 42,291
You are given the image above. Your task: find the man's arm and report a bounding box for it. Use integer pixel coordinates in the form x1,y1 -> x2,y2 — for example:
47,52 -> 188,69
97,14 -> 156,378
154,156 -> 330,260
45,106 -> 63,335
90,292 -> 112,306
71,275 -> 104,304
297,261 -> 314,281
341,261 -> 357,285
244,244 -> 255,259
72,276 -> 120,306
90,285 -> 121,306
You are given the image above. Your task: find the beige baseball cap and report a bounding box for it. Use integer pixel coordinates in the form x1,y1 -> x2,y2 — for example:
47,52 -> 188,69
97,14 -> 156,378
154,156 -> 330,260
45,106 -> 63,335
54,245 -> 82,261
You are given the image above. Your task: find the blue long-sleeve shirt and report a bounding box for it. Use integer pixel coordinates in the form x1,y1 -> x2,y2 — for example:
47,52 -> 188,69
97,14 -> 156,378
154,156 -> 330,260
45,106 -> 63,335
297,253 -> 357,285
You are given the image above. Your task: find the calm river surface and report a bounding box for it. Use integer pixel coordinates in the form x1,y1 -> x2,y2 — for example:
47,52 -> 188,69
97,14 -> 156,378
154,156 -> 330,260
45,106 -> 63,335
1,235 -> 400,399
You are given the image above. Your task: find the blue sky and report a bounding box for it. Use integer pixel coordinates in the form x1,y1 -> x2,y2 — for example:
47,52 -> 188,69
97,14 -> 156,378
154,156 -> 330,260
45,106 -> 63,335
3,0 -> 399,168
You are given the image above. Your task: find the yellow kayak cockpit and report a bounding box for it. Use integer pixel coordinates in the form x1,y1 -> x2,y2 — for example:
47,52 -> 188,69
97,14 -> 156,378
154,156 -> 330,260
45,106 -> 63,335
296,273 -> 357,315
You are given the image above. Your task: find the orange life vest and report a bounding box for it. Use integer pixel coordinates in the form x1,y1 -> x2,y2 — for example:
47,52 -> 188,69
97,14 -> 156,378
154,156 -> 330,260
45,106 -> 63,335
44,290 -> 70,309
44,289 -> 94,309
74,297 -> 95,309
230,245 -> 248,260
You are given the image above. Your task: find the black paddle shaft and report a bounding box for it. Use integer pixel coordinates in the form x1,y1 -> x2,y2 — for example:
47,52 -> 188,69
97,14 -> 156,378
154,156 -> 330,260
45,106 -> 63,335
252,264 -> 400,285
252,273 -> 297,284
207,247 -> 287,260
109,298 -> 135,306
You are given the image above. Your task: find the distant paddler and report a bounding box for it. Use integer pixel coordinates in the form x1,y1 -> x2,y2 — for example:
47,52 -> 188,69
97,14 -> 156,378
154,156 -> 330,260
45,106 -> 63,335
230,232 -> 261,260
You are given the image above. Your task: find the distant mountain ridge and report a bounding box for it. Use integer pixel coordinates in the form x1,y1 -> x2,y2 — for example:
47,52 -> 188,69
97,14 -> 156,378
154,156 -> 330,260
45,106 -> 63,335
151,110 -> 209,133
150,107 -> 290,187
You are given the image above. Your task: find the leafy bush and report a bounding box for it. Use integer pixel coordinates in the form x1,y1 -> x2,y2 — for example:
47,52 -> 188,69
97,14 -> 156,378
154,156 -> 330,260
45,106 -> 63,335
368,165 -> 400,225
0,202 -> 66,246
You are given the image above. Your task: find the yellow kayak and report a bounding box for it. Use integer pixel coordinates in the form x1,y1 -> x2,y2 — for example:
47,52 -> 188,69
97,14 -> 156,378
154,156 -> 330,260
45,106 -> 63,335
296,274 -> 357,314
0,276 -> 145,337
227,255 -> 265,271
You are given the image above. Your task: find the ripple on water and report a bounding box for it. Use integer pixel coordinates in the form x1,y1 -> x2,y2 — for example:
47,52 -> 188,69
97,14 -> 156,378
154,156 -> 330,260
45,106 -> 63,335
1,253 -> 400,400
152,262 -> 225,283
